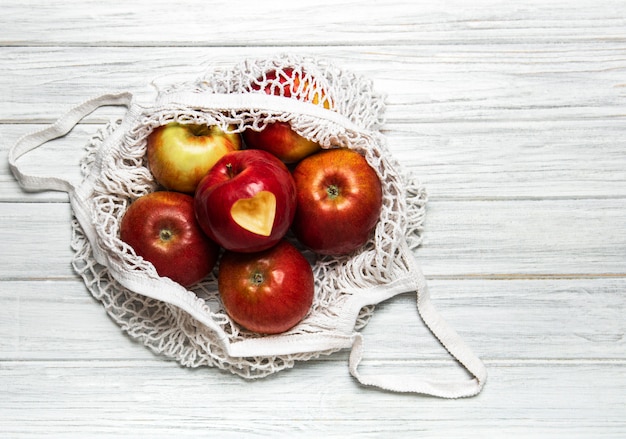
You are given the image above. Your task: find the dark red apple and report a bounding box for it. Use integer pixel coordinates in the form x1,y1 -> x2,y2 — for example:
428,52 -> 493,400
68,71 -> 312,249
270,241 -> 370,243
218,240 -> 314,334
119,191 -> 219,287
242,121 -> 321,164
291,148 -> 383,256
194,149 -> 297,253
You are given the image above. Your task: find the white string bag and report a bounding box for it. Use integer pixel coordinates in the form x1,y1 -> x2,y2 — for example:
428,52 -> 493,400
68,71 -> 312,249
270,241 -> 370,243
9,54 -> 486,398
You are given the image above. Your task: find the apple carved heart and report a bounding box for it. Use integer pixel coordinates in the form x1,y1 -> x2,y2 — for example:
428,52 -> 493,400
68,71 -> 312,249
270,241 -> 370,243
230,191 -> 276,237
195,149 -> 297,253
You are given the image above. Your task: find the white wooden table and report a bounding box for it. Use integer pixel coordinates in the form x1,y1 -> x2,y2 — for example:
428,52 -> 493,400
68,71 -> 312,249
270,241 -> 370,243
1,1 -> 625,437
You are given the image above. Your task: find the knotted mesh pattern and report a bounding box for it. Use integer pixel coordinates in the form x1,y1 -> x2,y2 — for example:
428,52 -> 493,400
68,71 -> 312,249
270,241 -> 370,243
70,54 -> 427,378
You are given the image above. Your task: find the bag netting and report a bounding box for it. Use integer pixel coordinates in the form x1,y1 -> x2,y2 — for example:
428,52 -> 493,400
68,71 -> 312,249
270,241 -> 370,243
69,54 -> 427,378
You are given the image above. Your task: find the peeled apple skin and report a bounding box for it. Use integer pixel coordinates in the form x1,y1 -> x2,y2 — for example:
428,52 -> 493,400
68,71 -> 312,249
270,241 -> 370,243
194,149 -> 297,253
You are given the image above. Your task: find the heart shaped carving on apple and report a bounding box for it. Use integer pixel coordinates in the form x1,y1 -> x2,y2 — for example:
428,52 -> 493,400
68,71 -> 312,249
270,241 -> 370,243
230,190 -> 276,237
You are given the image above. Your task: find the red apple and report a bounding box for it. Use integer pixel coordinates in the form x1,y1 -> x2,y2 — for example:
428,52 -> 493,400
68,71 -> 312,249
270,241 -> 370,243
242,121 -> 321,164
147,122 -> 241,193
291,148 -> 383,256
244,67 -> 330,163
218,239 -> 314,334
194,149 -> 297,253
119,191 -> 219,287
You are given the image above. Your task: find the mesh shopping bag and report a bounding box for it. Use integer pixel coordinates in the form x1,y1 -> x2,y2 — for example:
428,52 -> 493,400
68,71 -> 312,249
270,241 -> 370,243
9,54 -> 486,397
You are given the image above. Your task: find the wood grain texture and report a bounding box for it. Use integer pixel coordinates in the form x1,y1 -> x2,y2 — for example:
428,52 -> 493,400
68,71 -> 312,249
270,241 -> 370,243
1,361 -> 625,438
2,278 -> 624,361
4,117 -> 626,202
2,0 -> 625,46
1,0 -> 625,437
2,44 -> 624,123
1,198 -> 624,279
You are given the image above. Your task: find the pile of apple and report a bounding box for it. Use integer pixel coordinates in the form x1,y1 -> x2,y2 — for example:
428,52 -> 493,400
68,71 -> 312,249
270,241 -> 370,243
119,69 -> 383,335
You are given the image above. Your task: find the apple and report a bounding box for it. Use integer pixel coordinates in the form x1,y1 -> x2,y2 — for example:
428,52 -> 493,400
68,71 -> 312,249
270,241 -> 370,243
218,239 -> 314,334
194,149 -> 297,253
252,67 -> 332,109
147,122 -> 241,193
243,67 -> 330,163
242,121 -> 321,164
119,191 -> 220,287
291,148 -> 383,256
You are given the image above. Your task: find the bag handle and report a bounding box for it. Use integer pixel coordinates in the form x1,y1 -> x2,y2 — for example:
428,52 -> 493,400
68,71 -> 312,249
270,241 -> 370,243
9,92 -> 133,193
348,243 -> 487,398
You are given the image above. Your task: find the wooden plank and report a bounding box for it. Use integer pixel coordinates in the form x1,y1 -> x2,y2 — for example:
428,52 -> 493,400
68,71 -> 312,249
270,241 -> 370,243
1,278 -> 624,362
0,359 -> 625,437
0,280 -> 157,361
360,278 -> 626,361
0,43 -> 624,123
3,198 -> 624,279
420,198 -> 626,276
1,0 -> 625,46
0,203 -> 75,279
384,119 -> 626,200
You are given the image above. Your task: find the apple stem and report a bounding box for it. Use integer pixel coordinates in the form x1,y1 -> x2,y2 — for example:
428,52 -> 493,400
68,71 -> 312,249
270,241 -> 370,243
190,124 -> 211,137
226,163 -> 235,179
327,184 -> 340,200
159,229 -> 173,242
252,272 -> 264,286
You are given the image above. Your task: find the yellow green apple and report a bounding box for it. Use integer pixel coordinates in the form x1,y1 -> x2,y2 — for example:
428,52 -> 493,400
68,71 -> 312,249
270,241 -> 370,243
147,123 -> 241,193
